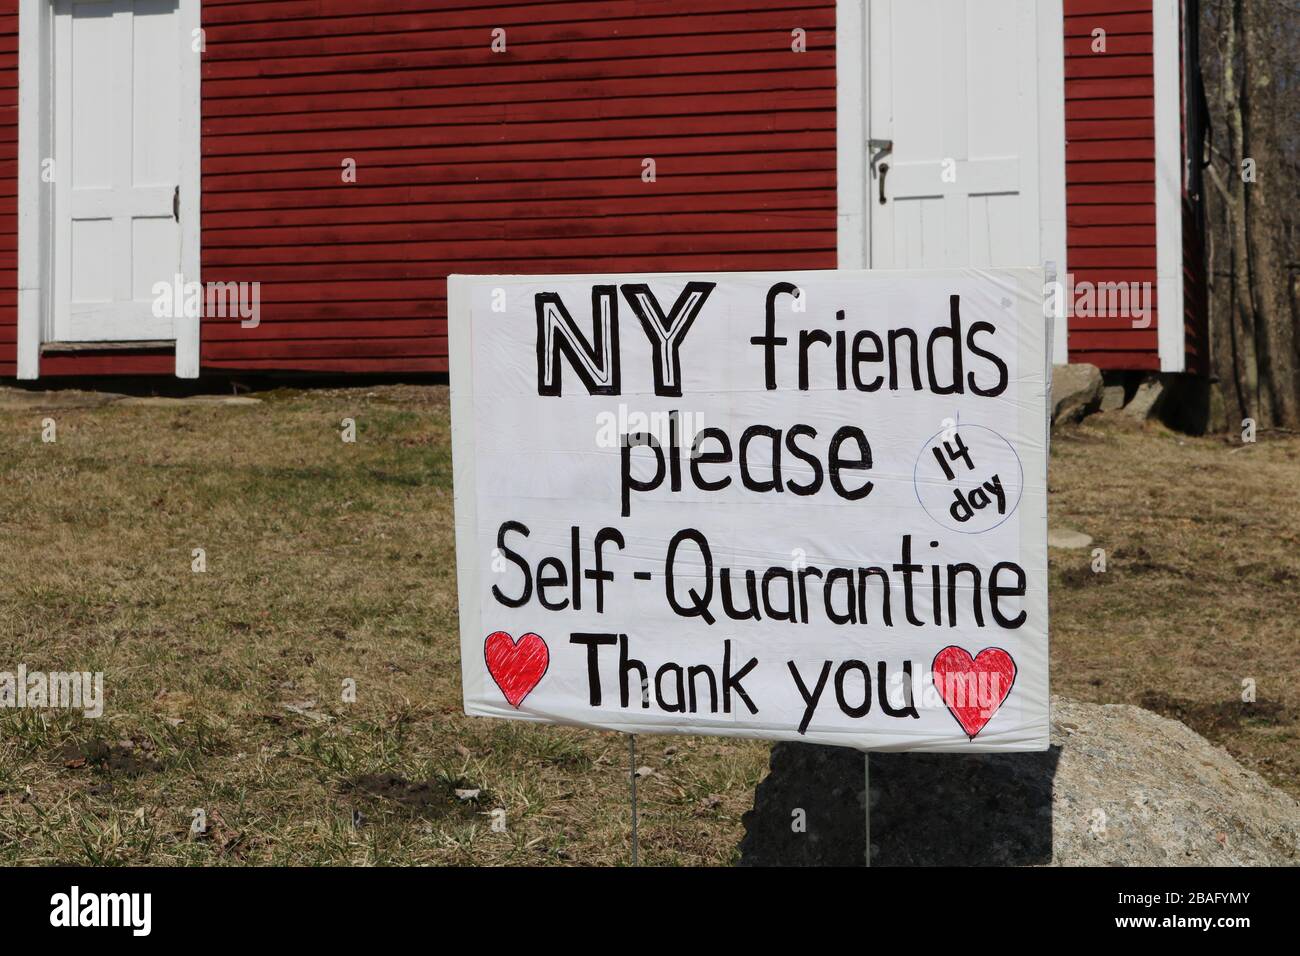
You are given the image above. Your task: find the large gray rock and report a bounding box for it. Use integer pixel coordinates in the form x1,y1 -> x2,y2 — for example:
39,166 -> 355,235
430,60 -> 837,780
1050,364 -> 1103,425
739,696 -> 1299,866
114,395 -> 262,407
1100,384 -> 1127,412
1123,376 -> 1165,421
1047,527 -> 1093,550
0,388 -> 260,410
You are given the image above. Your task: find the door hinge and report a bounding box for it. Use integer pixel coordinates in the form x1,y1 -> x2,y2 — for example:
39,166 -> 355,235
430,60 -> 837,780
173,186 -> 180,223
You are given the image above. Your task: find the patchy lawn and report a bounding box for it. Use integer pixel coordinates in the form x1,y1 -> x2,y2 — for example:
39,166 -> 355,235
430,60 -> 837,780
0,385 -> 1295,865
0,385 -> 758,865
1048,412 -> 1300,799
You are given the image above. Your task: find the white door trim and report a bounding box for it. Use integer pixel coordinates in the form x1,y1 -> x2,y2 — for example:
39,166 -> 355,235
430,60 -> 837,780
17,0 -> 52,380
175,0 -> 201,379
835,0 -> 1067,357
17,0 -> 201,380
1036,0 -> 1068,365
836,0 -> 868,270
1152,0 -> 1185,373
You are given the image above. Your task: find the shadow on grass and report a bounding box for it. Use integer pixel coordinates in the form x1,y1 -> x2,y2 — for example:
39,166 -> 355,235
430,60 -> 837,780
739,742 -> 1062,866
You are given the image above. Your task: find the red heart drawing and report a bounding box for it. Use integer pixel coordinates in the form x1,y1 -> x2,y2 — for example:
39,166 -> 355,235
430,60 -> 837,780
484,631 -> 549,708
931,646 -> 1017,740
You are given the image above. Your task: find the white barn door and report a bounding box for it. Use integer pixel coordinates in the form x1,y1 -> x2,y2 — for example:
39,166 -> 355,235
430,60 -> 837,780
52,0 -> 182,342
868,0 -> 1043,269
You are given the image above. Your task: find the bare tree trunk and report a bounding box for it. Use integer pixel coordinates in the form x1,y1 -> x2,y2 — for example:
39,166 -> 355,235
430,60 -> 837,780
1207,161 -> 1251,424
1238,0 -> 1300,427
1217,1 -> 1263,422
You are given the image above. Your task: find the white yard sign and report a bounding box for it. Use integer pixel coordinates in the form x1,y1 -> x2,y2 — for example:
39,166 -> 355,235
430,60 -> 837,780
450,269 -> 1049,751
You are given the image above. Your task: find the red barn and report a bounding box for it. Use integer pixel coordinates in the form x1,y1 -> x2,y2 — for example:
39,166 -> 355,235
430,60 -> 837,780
0,0 -> 1205,381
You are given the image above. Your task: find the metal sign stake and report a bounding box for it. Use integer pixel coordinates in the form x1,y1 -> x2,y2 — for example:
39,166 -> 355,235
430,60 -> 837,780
864,753 -> 871,867
629,733 -> 639,866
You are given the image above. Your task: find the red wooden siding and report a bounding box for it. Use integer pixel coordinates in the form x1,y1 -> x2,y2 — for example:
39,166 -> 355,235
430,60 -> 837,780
0,6 -> 16,378
0,0 -> 835,378
1063,0 -> 1162,371
2,1 -> 1210,380
196,0 -> 837,375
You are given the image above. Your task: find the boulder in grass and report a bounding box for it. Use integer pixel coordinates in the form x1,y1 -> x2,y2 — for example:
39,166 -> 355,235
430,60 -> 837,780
0,387 -> 125,410
1048,528 -> 1093,550
1122,377 -> 1166,421
1050,364 -> 1103,426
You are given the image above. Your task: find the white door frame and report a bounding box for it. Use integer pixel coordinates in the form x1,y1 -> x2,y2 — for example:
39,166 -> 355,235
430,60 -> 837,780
837,0 -> 1067,363
17,0 -> 201,379
1152,0 -> 1186,373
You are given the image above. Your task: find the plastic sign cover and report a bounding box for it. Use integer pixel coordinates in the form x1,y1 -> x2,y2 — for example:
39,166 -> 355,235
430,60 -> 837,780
450,269 -> 1049,751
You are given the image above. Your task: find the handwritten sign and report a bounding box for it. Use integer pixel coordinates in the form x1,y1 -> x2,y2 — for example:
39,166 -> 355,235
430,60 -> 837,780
450,269 -> 1049,751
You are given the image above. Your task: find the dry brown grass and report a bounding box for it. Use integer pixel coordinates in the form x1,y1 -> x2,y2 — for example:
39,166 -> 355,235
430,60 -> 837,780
0,385 -> 1295,865
1048,411 -> 1300,798
0,385 -> 765,865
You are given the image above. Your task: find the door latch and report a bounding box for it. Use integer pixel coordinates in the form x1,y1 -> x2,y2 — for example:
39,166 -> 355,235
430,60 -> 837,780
868,139 -> 893,205
868,138 -> 893,174
173,186 -> 180,223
